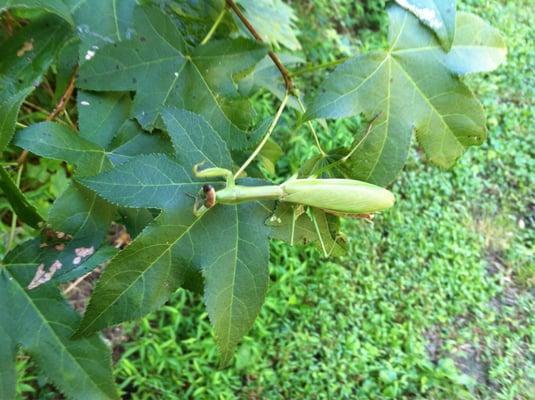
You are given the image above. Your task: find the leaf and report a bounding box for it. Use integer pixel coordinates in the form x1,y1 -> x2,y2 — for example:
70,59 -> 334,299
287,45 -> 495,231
0,241 -> 118,399
77,91 -> 132,149
431,12 -> 507,74
57,245 -> 119,283
0,89 -> 31,152
161,107 -> 234,171
117,207 -> 155,238
203,198 -> 272,365
79,107 -> 234,209
0,16 -> 70,152
77,6 -> 267,148
0,325 -> 16,400
65,0 -> 136,58
13,122 -> 111,175
0,0 -> 74,25
79,153 -> 209,210
0,166 -> 44,229
235,0 -> 301,51
267,204 -> 346,257
258,138 -> 282,175
395,0 -> 455,51
305,5 -> 506,185
107,119 -> 172,166
14,122 -> 116,283
75,197 -> 273,366
45,183 -> 115,283
77,110 -> 274,363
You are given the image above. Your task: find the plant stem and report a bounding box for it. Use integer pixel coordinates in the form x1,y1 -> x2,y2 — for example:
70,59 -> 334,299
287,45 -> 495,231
291,57 -> 348,77
225,0 -> 293,92
297,97 -> 326,156
17,66 -> 79,164
200,7 -> 227,45
234,93 -> 289,179
7,165 -> 23,252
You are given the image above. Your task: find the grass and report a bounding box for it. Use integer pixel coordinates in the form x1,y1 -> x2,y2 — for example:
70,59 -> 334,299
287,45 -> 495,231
14,0 -> 534,398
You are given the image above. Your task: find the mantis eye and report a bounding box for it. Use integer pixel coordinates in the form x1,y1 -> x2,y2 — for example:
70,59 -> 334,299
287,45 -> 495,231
202,185 -> 216,208
202,184 -> 213,193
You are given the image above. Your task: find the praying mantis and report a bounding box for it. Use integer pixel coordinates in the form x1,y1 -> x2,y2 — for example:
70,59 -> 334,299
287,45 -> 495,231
191,164 -> 395,218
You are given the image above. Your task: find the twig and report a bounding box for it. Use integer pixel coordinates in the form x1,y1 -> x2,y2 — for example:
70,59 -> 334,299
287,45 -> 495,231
234,93 -> 289,179
291,57 -> 348,77
47,65 -> 79,121
297,97 -> 326,156
200,6 -> 227,45
63,271 -> 94,295
17,66 -> 79,164
225,0 -> 293,92
7,165 -> 24,252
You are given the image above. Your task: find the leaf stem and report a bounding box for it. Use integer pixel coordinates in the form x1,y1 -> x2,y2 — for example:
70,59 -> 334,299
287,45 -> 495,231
234,92 -> 289,179
7,165 -> 23,252
17,66 -> 79,164
291,57 -> 348,77
200,6 -> 227,45
225,0 -> 294,92
297,97 -> 326,156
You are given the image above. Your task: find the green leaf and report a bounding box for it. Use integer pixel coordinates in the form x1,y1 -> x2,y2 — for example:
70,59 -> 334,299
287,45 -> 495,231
77,110 -> 273,363
75,197 -> 273,365
267,204 -> 346,257
13,122 -> 111,175
235,0 -> 301,51
79,108 -> 234,209
161,107 -> 233,170
77,91 -> 132,149
46,183 -> 115,283
305,5 -> 506,185
258,138 -> 282,175
0,16 -> 70,152
65,0 -> 136,57
0,166 -> 44,229
117,207 -> 155,238
0,89 -> 31,153
0,241 -> 118,400
14,122 -> 116,283
0,0 -> 74,25
431,12 -> 507,74
73,207 -> 201,337
79,153 -> 209,209
395,0 -> 455,51
0,325 -> 16,400
78,6 -> 267,148
57,245 -> 119,283
108,120 -> 172,165
203,198 -> 272,365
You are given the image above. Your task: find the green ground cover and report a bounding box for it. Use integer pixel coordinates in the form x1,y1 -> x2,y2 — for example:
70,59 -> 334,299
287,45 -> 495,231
12,0 -> 533,398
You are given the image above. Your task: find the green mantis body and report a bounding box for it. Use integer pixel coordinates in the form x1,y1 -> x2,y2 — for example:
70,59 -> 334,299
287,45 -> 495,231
193,165 -> 395,217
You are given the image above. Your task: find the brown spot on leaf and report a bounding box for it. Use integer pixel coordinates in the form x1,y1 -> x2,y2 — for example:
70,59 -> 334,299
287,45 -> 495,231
27,260 -> 63,290
17,40 -> 34,57
75,246 -> 95,258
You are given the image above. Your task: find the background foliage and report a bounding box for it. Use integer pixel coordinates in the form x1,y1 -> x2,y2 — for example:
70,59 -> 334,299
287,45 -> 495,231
0,0 -> 532,399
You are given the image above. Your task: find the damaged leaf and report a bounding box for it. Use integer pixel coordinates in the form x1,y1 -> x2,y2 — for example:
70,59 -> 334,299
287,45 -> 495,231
0,240 -> 118,399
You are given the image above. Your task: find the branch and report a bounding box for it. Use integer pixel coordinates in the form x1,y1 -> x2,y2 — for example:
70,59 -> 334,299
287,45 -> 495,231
17,66 -> 79,164
225,0 -> 294,92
